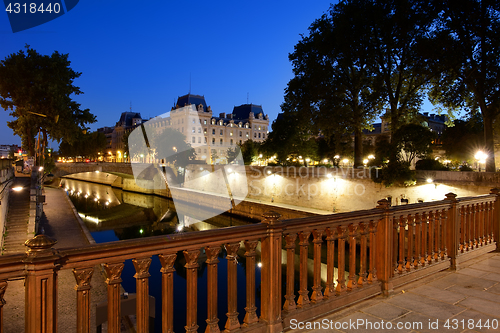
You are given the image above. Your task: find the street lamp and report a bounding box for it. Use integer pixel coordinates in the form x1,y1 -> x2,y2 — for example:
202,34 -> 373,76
474,151 -> 488,171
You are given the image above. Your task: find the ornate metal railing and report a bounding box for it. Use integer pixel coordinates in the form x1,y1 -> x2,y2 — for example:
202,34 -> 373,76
0,191 -> 498,333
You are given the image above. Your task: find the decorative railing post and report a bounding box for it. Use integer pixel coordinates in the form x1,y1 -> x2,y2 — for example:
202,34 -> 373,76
260,211 -> 283,333
224,242 -> 241,332
444,193 -> 459,270
183,249 -> 200,333
104,261 -> 125,333
243,240 -> 259,327
375,199 -> 393,296
133,257 -> 152,333
491,189 -> 500,251
204,246 -> 220,333
159,253 -> 176,333
311,229 -> 324,302
73,267 -> 94,333
24,234 -> 59,333
283,233 -> 297,311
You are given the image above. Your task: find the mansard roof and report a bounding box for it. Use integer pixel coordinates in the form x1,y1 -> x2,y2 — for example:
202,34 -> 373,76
117,112 -> 142,127
176,93 -> 208,111
232,104 -> 265,120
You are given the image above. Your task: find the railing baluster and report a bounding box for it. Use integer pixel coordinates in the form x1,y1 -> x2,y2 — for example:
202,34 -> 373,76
133,257 -> 152,333
297,231 -> 311,307
73,267 -> 93,333
487,200 -> 493,244
406,215 -> 413,272
283,233 -> 297,310
325,228 -> 336,296
484,201 -> 490,244
467,205 -> 473,251
434,210 -> 440,262
392,218 -> 399,275
427,212 -> 435,263
473,203 -> 479,248
367,221 -> 378,283
421,212 -> 427,266
336,226 -> 347,295
479,202 -> 485,246
414,213 -> 421,268
358,223 -> 368,286
224,242 -> 241,331
205,246 -> 221,333
159,253 -> 177,333
183,249 -> 200,333
0,280 -> 7,333
440,210 -> 447,260
347,224 -> 358,291
460,206 -> 466,253
104,262 -> 125,333
243,240 -> 259,327
311,229 -> 324,302
398,216 -> 405,274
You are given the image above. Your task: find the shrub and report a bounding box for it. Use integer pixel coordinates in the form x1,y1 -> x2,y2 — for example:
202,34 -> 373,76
459,164 -> 473,171
415,158 -> 449,171
373,161 -> 416,187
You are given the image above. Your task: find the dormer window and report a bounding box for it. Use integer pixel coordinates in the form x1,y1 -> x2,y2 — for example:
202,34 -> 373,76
212,119 -> 215,125
219,120 -> 223,126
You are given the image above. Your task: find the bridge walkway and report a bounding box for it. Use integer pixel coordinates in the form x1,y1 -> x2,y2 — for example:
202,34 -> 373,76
303,251 -> 500,333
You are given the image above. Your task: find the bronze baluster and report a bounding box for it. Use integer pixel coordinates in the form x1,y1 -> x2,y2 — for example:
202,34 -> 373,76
427,212 -> 435,263
392,217 -> 399,274
133,257 -> 152,333
440,210 -> 447,260
283,234 -> 297,311
104,262 -> 125,333
243,240 -> 259,327
367,220 -> 378,283
358,223 -> 368,286
459,206 -> 466,253
311,229 -> 324,302
297,231 -> 311,307
184,249 -> 200,333
406,215 -> 413,272
224,242 -> 241,332
398,216 -> 406,274
336,226 -> 347,295
414,213 -> 421,268
347,224 -> 358,291
324,228 -> 336,296
73,267 -> 93,333
205,246 -> 221,333
421,212 -> 428,267
159,253 -> 177,333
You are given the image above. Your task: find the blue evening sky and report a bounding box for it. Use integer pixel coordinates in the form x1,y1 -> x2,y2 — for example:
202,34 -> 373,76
1,1 -> 441,148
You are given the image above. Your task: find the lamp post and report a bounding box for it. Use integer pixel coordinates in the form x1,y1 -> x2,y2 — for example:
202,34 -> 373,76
474,151 -> 488,172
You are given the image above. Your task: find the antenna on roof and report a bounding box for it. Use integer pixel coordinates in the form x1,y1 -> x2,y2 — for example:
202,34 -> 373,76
247,92 -> 249,104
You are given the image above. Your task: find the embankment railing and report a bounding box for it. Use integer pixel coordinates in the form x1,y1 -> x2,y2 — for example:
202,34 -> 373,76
0,191 -> 498,333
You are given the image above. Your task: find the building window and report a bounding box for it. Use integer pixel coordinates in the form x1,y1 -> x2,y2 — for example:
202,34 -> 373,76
212,138 -> 215,144
219,120 -> 223,126
258,126 -> 261,130
220,129 -> 223,135
246,133 -> 249,138
254,133 -> 257,138
263,134 -> 266,139
220,139 -> 223,145
182,128 -> 184,133
239,140 -> 242,144
258,133 -> 261,138
230,139 -> 233,145
198,137 -> 201,143
238,123 -> 242,127
239,131 -> 242,137
212,119 -> 215,125
198,128 -> 201,133
204,137 -> 207,143
230,131 -> 233,136
230,123 -> 233,127
192,137 -> 195,143
204,120 -> 207,125
192,119 -> 195,124
192,127 -> 195,133
212,129 -> 215,135
204,128 -> 207,134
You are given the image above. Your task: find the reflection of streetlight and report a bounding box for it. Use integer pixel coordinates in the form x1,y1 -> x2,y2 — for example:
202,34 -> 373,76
12,186 -> 23,192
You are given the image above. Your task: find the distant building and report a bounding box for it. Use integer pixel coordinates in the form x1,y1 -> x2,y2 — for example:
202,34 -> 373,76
98,112 -> 143,162
144,93 -> 270,163
0,144 -> 21,159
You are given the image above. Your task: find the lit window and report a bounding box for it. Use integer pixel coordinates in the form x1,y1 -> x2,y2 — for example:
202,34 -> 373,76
246,133 -> 249,138
230,131 -> 233,136
212,119 -> 215,125
259,126 -> 261,130
204,120 -> 207,125
204,128 -> 207,134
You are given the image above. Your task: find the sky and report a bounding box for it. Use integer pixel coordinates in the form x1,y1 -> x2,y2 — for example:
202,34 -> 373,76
0,0 -> 339,147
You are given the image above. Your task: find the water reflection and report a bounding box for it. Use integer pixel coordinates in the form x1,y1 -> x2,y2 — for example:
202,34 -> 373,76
60,178 -> 257,240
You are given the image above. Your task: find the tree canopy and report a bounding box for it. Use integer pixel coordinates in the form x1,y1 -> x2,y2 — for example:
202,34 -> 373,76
0,46 -> 95,156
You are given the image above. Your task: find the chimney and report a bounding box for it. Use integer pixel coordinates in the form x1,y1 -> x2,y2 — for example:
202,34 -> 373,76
219,113 -> 226,118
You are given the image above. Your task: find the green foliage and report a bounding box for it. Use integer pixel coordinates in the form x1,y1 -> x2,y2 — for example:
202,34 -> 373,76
427,1 -> 500,171
239,140 -> 260,165
226,147 -> 240,164
149,127 -> 196,169
415,158 -> 449,171
59,131 -> 107,159
393,124 -> 436,165
459,164 -> 473,172
0,45 -> 95,156
374,161 -> 416,187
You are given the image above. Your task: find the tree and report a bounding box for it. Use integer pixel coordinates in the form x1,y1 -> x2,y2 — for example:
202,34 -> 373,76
286,0 -> 382,167
149,128 -> 195,169
239,140 -> 260,165
427,0 -> 500,172
261,112 -> 317,165
441,113 -> 484,163
59,131 -> 107,159
0,46 -> 95,156
393,123 -> 436,165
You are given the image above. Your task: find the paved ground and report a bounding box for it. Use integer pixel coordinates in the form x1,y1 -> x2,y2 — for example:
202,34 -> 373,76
3,185 -> 109,333
301,252 -> 500,333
